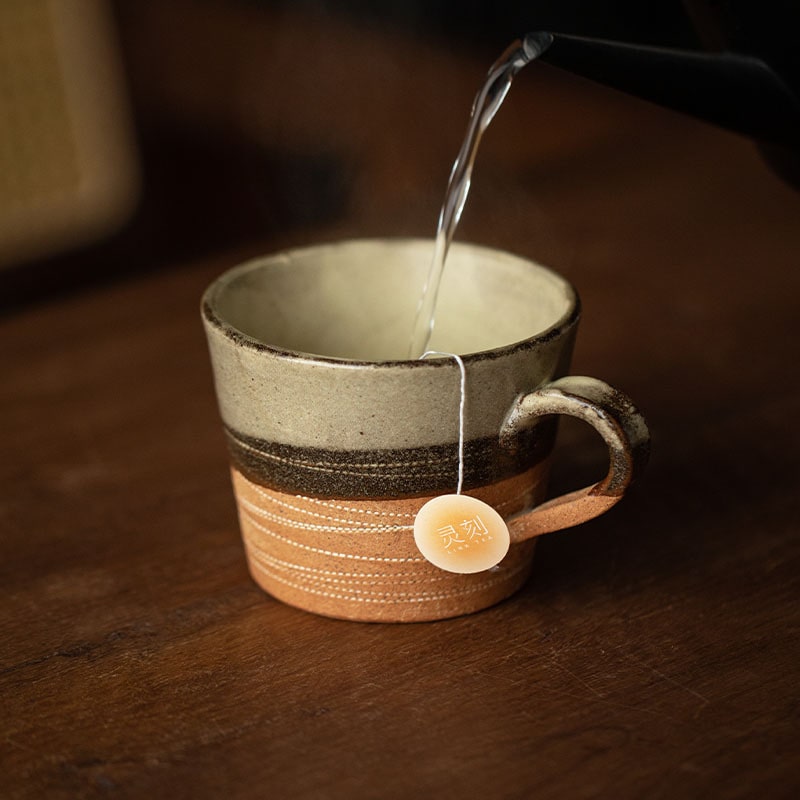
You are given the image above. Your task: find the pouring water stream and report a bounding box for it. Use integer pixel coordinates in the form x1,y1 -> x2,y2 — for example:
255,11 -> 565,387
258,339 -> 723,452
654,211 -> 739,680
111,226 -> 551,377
408,32 -> 554,359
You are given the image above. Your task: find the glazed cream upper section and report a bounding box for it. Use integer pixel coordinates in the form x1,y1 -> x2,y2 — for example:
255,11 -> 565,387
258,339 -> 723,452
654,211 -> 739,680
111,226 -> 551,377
207,239 -> 574,361
202,239 -> 578,449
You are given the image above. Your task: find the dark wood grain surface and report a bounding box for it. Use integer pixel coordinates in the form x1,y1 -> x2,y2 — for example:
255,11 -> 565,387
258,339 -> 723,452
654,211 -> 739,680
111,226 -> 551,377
2,4 -> 799,798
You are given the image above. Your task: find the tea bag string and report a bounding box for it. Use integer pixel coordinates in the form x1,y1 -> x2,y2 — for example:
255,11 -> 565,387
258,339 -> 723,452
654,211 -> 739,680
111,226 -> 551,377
420,351 -> 465,495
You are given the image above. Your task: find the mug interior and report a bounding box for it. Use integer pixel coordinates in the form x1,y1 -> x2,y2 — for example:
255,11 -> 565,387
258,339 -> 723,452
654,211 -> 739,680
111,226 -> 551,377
205,239 -> 575,361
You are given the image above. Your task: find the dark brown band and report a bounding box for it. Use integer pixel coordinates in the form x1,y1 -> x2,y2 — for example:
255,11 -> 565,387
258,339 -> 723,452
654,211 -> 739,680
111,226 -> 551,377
224,421 -> 558,498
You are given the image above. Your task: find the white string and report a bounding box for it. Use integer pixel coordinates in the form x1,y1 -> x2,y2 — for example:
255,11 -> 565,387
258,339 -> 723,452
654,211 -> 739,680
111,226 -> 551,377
420,350 -> 466,495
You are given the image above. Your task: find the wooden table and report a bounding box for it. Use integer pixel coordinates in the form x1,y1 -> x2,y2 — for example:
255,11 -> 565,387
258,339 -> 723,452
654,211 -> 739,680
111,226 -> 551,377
3,4 -> 799,797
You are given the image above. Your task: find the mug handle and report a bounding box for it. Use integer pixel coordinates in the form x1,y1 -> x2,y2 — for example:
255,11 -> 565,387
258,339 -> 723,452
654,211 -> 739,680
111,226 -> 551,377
500,376 -> 650,543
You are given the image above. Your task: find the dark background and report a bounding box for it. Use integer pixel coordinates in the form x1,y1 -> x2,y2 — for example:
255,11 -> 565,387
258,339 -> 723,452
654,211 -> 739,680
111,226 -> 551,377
4,0 -> 796,312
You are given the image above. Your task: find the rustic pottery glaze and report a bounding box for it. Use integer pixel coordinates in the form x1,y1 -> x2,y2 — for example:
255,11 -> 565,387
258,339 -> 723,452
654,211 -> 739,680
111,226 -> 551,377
202,239 -> 649,622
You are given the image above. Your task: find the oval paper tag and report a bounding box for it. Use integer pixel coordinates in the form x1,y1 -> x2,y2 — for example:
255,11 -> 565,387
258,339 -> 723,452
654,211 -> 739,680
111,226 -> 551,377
414,494 -> 510,574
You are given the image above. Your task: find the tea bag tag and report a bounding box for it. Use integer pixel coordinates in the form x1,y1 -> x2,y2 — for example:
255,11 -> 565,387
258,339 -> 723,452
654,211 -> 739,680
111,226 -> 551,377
414,493 -> 510,574
413,351 -> 510,573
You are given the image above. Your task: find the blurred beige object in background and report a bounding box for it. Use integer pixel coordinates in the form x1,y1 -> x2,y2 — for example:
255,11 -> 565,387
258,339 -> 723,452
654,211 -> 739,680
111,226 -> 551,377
0,0 -> 139,268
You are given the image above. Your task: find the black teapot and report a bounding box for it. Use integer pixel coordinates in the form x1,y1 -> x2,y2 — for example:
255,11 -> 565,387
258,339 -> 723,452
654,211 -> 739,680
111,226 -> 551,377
526,0 -> 800,181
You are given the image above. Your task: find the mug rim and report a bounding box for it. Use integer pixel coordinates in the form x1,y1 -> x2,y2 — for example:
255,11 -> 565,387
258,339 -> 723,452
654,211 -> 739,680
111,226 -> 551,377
201,237 -> 581,368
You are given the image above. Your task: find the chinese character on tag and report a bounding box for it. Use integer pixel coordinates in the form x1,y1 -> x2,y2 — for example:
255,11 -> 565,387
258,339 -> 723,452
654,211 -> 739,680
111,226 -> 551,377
436,523 -> 466,551
460,515 -> 491,541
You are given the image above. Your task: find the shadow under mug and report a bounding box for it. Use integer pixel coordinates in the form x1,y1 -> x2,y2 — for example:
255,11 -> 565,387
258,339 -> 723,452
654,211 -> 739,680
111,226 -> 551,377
202,239 -> 649,622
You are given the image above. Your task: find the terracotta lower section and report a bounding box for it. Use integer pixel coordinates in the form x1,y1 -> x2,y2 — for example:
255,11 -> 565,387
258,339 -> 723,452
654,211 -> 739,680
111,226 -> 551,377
231,465 -> 549,622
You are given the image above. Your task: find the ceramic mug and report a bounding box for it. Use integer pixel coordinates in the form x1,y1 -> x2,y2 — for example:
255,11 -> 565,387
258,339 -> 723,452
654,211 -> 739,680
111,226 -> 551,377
201,239 -> 649,622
